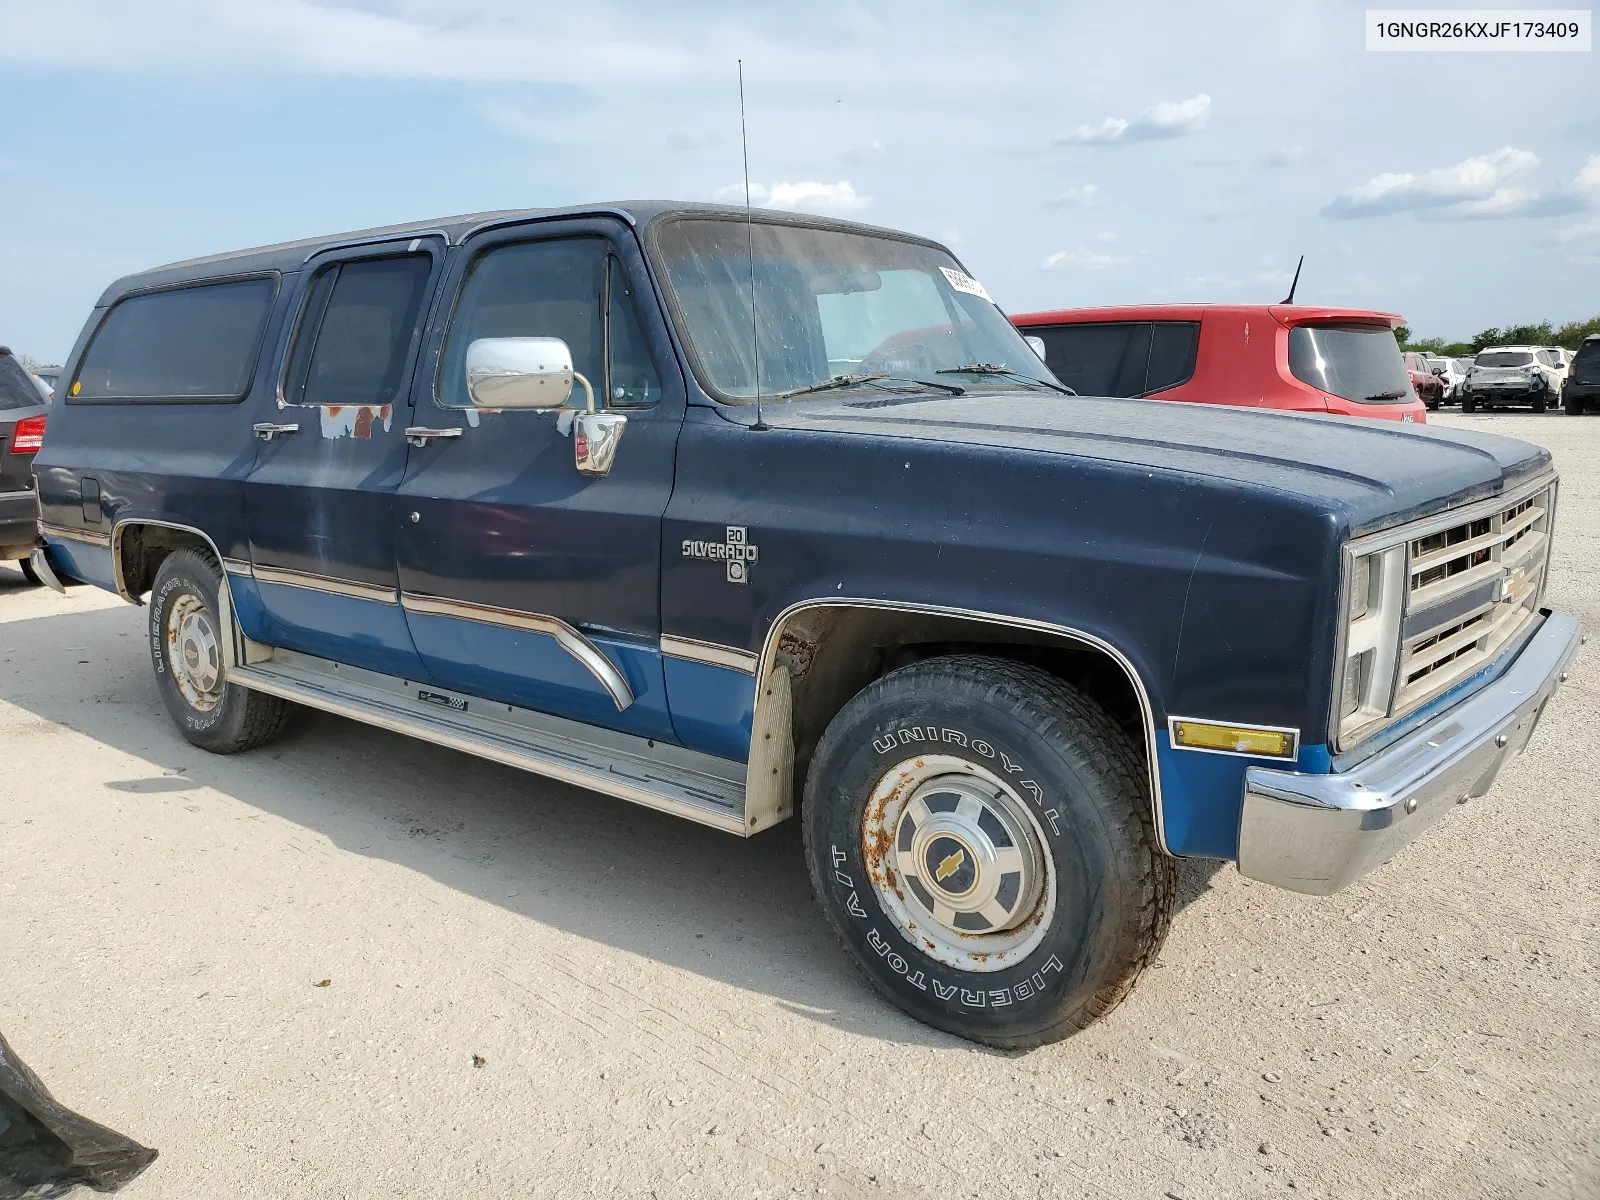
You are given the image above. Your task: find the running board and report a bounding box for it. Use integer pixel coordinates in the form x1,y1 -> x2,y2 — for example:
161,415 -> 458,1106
226,650 -> 753,835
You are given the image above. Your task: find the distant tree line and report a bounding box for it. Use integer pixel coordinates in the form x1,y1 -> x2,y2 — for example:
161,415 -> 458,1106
1396,316 -> 1600,357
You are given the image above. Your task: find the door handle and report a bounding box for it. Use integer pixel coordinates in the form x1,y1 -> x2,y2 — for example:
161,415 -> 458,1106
253,423 -> 300,441
404,427 -> 464,448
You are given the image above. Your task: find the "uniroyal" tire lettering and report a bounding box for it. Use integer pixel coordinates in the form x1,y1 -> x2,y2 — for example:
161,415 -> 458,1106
871,727 -> 1050,815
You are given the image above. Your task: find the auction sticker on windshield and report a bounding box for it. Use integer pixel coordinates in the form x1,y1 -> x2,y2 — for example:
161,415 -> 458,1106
940,267 -> 993,302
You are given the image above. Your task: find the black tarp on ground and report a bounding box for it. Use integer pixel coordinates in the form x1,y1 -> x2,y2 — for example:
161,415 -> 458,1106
0,1031 -> 156,1198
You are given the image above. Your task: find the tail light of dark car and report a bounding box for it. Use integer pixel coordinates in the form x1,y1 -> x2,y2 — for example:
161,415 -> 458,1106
10,414 -> 45,453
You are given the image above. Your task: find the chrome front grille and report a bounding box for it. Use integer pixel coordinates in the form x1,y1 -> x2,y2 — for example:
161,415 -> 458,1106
1395,484 -> 1553,714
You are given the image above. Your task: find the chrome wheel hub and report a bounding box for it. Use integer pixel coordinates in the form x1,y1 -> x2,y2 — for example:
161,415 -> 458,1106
862,754 -> 1054,973
167,593 -> 222,711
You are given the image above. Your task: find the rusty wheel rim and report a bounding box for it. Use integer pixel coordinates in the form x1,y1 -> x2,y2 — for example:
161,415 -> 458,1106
862,754 -> 1053,974
166,592 -> 222,712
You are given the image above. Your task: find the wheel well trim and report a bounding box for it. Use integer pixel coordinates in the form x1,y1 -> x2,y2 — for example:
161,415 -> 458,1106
752,597 -> 1172,856
110,518 -> 228,604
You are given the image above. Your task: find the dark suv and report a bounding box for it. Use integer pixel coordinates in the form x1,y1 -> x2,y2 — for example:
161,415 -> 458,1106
31,203 -> 1578,1048
0,347 -> 47,582
1563,335 -> 1600,414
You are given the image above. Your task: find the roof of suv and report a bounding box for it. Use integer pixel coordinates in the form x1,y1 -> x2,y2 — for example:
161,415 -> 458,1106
96,202 -> 941,306
1010,302 -> 1404,329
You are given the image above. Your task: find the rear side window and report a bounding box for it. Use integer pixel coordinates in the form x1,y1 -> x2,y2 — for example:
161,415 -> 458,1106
1144,322 -> 1200,393
283,255 -> 433,407
1288,324 -> 1412,404
1032,320 -> 1198,397
0,353 -> 41,411
71,277 -> 276,402
1033,323 -> 1149,396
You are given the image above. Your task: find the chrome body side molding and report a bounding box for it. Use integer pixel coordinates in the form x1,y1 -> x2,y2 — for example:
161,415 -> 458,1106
399,591 -> 635,711
752,597 -> 1170,855
222,558 -> 254,577
659,634 -> 759,675
40,521 -> 111,548
253,563 -> 401,605
226,649 -> 751,835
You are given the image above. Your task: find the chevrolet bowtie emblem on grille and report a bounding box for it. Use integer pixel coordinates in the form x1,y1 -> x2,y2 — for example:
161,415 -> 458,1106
682,526 -> 760,585
935,848 -> 966,883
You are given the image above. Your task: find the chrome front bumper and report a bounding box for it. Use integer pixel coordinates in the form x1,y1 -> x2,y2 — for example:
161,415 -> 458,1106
1237,612 -> 1581,895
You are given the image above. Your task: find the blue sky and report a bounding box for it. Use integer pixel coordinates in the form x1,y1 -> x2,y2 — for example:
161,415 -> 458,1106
2,0 -> 1597,363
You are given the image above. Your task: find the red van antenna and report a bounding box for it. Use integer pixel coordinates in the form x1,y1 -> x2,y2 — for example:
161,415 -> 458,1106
739,59 -> 768,431
1280,255 -> 1304,305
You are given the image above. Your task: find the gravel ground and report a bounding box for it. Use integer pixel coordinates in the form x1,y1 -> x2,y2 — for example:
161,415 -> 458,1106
1,411 -> 1595,1200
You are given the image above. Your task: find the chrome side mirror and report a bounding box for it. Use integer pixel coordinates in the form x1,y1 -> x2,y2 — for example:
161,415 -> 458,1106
463,335 -> 626,476
465,337 -> 575,410
1024,335 -> 1047,361
574,411 -> 627,476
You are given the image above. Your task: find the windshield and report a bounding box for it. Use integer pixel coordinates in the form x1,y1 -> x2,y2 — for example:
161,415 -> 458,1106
1476,351 -> 1533,368
1287,323 -> 1412,403
1573,342 -> 1600,371
652,217 -> 1058,403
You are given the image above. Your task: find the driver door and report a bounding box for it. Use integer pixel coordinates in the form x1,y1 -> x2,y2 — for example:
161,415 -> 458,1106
393,217 -> 685,741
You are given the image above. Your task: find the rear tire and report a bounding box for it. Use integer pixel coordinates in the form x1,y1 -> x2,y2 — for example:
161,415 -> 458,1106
802,654 -> 1174,1048
149,548 -> 294,753
18,557 -> 41,586
1461,396 -> 1477,413
1565,391 -> 1581,416
1532,392 -> 1548,414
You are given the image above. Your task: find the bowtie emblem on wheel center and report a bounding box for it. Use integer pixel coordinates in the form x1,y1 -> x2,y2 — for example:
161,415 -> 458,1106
681,526 -> 760,584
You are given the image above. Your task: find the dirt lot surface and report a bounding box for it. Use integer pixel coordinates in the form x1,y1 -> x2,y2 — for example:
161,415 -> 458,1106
1,411 -> 1596,1200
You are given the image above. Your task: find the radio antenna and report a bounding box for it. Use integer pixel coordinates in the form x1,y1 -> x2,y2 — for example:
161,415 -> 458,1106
739,59 -> 768,431
1280,254 -> 1304,305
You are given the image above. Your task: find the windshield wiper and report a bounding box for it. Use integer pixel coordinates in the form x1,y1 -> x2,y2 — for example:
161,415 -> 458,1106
935,363 -> 1074,394
1363,390 -> 1409,401
767,373 -> 965,400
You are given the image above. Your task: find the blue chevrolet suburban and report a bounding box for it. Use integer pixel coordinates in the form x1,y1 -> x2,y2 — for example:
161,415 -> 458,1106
31,203 -> 1579,1047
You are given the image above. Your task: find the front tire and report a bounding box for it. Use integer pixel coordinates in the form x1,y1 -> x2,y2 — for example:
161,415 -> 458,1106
802,655 -> 1174,1048
149,548 -> 294,753
1461,395 -> 1477,413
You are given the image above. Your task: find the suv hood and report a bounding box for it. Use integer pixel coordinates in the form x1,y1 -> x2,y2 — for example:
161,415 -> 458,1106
765,392 -> 1551,536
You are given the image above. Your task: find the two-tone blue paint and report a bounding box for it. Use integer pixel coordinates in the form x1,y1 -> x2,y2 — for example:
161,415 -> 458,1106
33,201 -> 1560,859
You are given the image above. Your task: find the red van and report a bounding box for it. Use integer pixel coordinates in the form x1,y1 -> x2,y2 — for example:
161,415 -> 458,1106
1011,303 -> 1427,423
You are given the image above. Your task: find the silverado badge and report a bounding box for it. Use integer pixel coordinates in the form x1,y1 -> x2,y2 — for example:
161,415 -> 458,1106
682,526 -> 760,585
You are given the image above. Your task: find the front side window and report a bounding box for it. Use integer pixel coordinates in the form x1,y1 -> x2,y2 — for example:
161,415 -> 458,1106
283,255 -> 432,407
1287,324 -> 1412,404
72,277 -> 276,402
438,238 -> 660,409
652,217 -> 1057,402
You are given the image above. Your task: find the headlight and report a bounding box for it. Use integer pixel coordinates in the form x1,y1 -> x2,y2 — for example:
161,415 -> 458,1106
1334,545 -> 1405,747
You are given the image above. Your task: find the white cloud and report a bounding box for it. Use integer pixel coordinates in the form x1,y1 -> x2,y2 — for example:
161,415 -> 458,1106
712,180 -> 870,216
1053,93 -> 1210,146
1049,184 -> 1100,207
1328,149 -> 1600,222
1551,214 -> 1600,244
1322,147 -> 1539,218
1041,246 -> 1130,271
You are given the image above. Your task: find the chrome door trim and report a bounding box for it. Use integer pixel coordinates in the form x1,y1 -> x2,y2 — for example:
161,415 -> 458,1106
253,563 -> 401,605
660,634 -> 758,675
753,597 -> 1171,855
40,521 -> 111,549
222,558 -> 254,577
0,488 -> 35,501
400,591 -> 636,712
